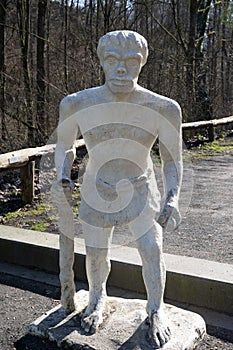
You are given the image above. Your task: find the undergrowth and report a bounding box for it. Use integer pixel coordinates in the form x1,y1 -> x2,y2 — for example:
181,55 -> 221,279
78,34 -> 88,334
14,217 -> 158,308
191,140 -> 233,158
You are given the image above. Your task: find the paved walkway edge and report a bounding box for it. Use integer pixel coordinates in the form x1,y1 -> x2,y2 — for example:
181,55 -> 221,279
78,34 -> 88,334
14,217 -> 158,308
0,225 -> 232,315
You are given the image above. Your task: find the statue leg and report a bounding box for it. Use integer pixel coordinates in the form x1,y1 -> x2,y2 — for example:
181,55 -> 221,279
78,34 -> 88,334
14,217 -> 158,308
59,233 -> 76,313
81,222 -> 114,334
129,218 -> 171,348
54,183 -> 76,314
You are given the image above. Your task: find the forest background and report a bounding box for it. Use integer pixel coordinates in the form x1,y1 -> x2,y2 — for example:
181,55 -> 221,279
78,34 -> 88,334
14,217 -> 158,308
0,0 -> 232,152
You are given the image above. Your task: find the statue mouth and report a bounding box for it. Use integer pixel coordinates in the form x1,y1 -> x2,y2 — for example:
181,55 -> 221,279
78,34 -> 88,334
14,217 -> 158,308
110,79 -> 131,86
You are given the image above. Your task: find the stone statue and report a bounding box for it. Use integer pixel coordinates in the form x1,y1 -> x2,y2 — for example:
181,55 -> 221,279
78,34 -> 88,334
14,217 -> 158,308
52,30 -> 182,349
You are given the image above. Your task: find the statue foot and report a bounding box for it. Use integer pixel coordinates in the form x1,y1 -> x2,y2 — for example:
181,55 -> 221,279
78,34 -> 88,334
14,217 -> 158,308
146,310 -> 171,349
81,297 -> 106,334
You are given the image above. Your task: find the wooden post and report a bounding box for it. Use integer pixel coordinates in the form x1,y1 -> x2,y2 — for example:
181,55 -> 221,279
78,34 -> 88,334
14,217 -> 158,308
20,161 -> 35,204
208,124 -> 215,142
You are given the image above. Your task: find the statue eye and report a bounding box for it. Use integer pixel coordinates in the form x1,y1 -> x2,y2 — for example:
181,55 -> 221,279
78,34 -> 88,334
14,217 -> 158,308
105,56 -> 118,65
126,58 -> 139,67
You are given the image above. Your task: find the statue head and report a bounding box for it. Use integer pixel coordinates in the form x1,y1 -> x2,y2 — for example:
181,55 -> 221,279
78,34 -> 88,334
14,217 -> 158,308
97,31 -> 148,67
97,31 -> 148,94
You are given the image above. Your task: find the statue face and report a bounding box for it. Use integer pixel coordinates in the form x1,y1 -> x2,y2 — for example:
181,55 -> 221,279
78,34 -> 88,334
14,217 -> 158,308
102,46 -> 143,94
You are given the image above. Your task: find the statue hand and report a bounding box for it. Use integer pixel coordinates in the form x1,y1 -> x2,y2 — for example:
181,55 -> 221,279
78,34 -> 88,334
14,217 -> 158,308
157,195 -> 181,232
51,178 -> 74,208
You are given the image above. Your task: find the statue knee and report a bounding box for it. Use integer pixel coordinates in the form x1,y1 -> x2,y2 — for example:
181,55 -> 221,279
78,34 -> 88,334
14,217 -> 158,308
86,246 -> 109,259
138,240 -> 162,263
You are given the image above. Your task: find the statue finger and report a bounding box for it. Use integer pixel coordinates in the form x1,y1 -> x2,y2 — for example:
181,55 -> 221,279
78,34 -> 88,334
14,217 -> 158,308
157,213 -> 167,227
164,216 -> 176,232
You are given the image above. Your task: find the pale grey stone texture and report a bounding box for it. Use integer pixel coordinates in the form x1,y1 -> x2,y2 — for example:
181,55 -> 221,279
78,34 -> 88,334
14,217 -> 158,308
28,290 -> 206,350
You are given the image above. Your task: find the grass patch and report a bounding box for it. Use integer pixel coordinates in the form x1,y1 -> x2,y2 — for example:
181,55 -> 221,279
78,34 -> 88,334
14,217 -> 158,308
190,140 -> 233,158
5,202 -> 53,219
202,140 -> 233,153
3,185 -> 81,232
5,211 -> 21,220
27,202 -> 52,216
31,222 -> 50,232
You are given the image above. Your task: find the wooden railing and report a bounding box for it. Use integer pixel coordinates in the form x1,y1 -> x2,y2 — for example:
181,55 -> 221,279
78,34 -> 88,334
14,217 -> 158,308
0,116 -> 232,204
182,115 -> 233,141
0,140 -> 85,204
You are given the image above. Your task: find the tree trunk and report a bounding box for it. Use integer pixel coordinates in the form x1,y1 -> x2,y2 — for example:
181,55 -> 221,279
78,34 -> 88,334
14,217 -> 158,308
37,0 -> 48,144
64,0 -> 69,92
96,0 -> 100,42
195,0 -> 212,120
186,0 -> 198,121
46,0 -> 50,118
17,0 -> 35,145
0,0 -> 7,141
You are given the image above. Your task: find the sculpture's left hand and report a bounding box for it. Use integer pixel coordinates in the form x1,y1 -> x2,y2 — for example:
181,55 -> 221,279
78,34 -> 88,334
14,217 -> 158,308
157,195 -> 181,232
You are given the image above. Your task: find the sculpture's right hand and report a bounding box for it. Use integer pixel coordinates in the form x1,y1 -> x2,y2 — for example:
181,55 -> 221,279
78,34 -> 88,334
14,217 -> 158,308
157,194 -> 181,233
51,178 -> 74,208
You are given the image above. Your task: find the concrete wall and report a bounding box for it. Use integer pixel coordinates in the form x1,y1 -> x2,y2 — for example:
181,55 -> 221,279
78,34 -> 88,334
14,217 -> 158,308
0,225 -> 232,315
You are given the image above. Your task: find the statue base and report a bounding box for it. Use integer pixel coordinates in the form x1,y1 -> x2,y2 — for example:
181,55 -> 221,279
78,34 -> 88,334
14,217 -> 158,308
28,290 -> 206,349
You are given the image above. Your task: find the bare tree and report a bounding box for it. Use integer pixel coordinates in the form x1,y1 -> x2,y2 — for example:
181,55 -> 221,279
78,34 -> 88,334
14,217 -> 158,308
0,0 -> 232,152
37,0 -> 48,144
17,0 -> 35,145
0,0 -> 7,140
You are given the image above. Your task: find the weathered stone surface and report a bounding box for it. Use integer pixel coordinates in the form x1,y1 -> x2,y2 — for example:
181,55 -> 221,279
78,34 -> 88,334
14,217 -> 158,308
53,30 -> 183,344
28,290 -> 206,349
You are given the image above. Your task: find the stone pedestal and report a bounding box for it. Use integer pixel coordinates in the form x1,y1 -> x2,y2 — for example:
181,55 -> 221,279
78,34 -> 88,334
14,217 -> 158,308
28,290 -> 206,349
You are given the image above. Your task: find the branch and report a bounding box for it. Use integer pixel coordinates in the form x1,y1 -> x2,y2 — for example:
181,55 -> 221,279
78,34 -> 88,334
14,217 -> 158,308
138,1 -> 182,46
170,0 -> 188,53
5,111 -> 37,130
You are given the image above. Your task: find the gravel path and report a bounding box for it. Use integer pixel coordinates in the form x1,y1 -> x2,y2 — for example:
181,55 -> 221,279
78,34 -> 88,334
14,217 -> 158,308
163,153 -> 233,264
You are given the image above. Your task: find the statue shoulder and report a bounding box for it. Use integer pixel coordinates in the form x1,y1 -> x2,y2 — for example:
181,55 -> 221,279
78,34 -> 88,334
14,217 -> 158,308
60,87 -> 102,119
138,88 -> 182,127
159,96 -> 181,119
159,97 -> 182,128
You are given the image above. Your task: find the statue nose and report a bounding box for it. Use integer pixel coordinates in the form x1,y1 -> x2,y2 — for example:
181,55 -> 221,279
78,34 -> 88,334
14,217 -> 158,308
117,61 -> 127,74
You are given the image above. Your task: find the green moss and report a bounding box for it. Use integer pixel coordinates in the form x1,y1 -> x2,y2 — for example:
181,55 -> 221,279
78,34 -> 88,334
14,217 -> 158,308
6,203 -> 52,219
48,214 -> 59,221
31,222 -> 49,232
151,149 -> 161,166
73,200 -> 80,216
72,192 -> 81,200
5,211 -> 21,219
190,140 -> 233,158
28,203 -> 52,216
202,140 -> 233,153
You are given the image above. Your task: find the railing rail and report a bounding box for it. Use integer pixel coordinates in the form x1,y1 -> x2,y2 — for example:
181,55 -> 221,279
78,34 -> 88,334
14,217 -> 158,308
0,140 -> 85,204
182,115 -> 233,141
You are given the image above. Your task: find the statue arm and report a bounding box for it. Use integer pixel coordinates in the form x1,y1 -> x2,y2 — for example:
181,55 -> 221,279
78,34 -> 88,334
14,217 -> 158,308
55,96 -> 80,183
157,102 -> 183,231
52,96 -> 81,209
